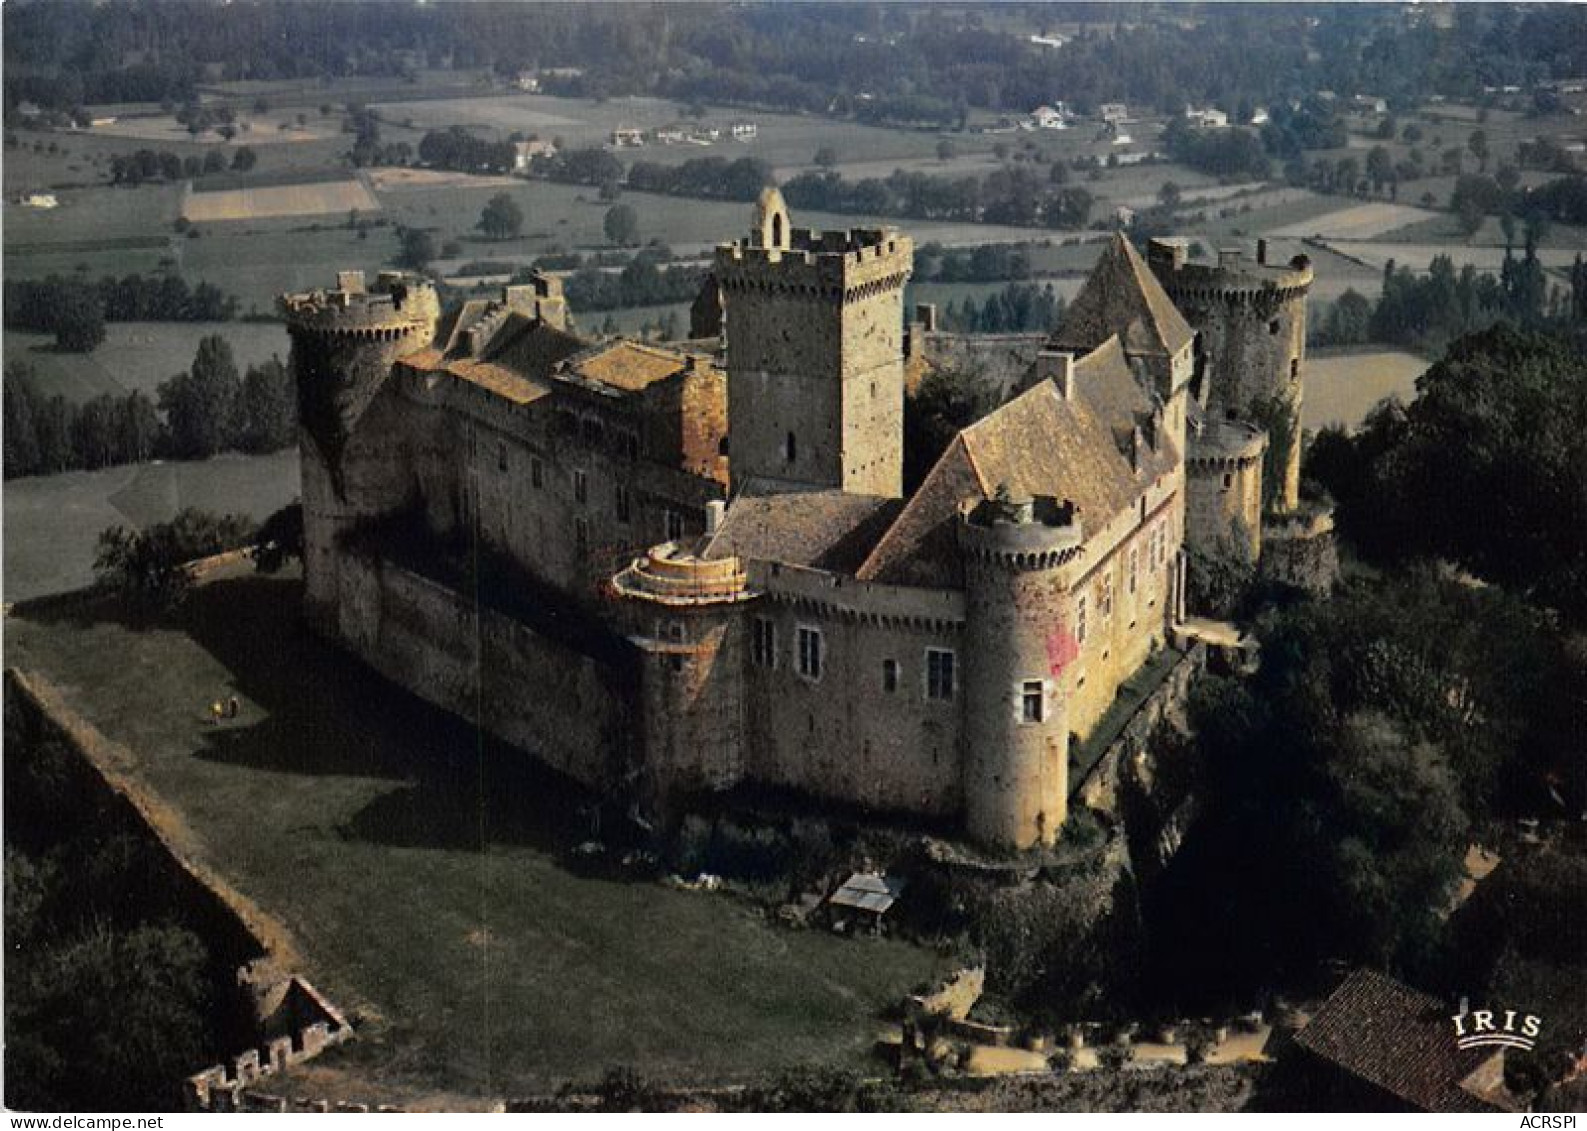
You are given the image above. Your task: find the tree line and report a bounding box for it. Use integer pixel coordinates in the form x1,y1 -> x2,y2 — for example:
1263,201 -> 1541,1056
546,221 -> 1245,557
4,274 -> 241,354
781,166 -> 1093,229
3,337 -> 295,480
109,145 -> 256,185
1312,245 -> 1584,353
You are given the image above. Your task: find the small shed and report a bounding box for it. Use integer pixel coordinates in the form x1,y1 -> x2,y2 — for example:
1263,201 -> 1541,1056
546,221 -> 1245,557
826,872 -> 906,935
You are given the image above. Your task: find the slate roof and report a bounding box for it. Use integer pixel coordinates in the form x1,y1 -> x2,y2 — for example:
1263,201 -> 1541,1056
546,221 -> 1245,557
561,339 -> 700,394
703,484 -> 902,574
858,343 -> 1177,589
1049,233 -> 1194,358
1293,969 -> 1512,1113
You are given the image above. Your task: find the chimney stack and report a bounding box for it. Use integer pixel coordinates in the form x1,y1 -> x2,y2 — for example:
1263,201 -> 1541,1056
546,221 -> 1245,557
704,499 -> 726,536
1036,349 -> 1077,400
1257,238 -> 1269,266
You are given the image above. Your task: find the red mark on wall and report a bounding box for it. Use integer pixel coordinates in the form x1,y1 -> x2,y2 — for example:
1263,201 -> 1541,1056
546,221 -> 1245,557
1046,626 -> 1080,677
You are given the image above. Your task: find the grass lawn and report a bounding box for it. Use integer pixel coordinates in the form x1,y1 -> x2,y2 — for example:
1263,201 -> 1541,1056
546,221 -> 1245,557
3,573 -> 943,1098
2,451 -> 301,602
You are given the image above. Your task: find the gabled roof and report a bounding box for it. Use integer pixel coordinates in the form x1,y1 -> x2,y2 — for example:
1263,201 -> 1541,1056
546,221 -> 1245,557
1050,233 -> 1194,358
858,354 -> 1176,589
1294,970 -> 1514,1113
703,485 -> 901,575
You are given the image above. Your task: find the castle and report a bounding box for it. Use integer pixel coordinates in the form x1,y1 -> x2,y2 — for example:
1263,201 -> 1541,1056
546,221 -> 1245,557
280,190 -> 1323,851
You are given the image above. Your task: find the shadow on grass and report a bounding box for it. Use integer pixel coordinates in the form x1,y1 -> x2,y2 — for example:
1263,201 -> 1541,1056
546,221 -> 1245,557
21,574 -> 612,858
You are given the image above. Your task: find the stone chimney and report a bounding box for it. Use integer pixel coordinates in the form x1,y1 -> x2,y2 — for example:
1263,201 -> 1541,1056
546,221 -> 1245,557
1036,349 -> 1077,399
336,270 -> 367,295
704,499 -> 726,535
1256,238 -> 1268,266
914,302 -> 938,332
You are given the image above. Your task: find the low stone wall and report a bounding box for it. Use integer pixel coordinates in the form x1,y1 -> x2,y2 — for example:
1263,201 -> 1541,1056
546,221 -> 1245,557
186,980 -> 355,1111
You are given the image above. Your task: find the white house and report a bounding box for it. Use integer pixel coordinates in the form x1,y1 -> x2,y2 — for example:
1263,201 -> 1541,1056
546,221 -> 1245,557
1031,105 -> 1069,130
1099,103 -> 1129,124
731,122 -> 758,141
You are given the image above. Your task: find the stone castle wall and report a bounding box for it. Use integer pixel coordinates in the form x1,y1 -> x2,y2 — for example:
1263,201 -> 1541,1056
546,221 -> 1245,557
333,554 -> 639,792
1185,454 -> 1263,561
742,564 -> 966,818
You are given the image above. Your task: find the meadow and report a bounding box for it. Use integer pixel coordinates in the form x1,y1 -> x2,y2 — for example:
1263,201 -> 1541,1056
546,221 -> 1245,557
4,571 -> 943,1098
1302,347 -> 1428,431
2,451 -> 300,602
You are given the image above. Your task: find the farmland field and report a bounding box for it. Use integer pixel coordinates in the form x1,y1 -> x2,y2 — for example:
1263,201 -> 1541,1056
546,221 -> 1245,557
3,322 -> 292,404
182,177 -> 382,222
3,450 -> 300,602
1266,202 -> 1441,240
1303,347 -> 1428,431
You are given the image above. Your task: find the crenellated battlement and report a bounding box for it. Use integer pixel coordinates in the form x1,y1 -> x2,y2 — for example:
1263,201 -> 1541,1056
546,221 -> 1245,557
715,228 -> 913,301
279,270 -> 440,338
1147,238 -> 1313,303
612,543 -> 756,607
958,493 -> 1086,571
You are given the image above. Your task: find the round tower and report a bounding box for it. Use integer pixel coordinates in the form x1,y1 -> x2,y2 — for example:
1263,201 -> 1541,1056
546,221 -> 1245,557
959,491 -> 1086,850
1147,240 -> 1312,512
611,537 -> 757,814
278,270 -> 439,622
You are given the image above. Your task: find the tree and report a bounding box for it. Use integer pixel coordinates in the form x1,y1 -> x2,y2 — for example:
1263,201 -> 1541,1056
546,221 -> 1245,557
230,145 -> 257,172
1469,128 -> 1490,173
396,226 -> 437,271
116,390 -> 161,464
813,145 -> 838,168
157,336 -> 240,459
1365,145 -> 1394,194
603,203 -> 640,247
477,192 -> 524,241
936,138 -> 956,162
51,287 -> 106,353
253,502 -> 304,574
236,358 -> 295,453
1156,180 -> 1182,209
3,369 -> 43,478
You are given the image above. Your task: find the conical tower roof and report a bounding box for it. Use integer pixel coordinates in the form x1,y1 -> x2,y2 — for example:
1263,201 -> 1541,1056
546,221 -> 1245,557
1050,233 -> 1194,358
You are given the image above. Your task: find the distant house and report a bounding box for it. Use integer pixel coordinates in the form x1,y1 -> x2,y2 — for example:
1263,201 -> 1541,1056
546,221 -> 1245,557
513,139 -> 557,171
730,121 -> 758,141
1113,205 -> 1136,227
89,116 -> 118,128
1250,107 -> 1271,125
20,193 -> 58,209
1185,107 -> 1228,129
515,72 -> 541,93
1352,94 -> 1389,114
1290,970 -> 1520,1113
1031,105 -> 1068,129
690,126 -> 721,143
1099,102 -> 1129,124
610,127 -> 645,148
1111,133 -> 1134,146
1114,150 -> 1149,166
654,126 -> 687,145
1029,33 -> 1067,48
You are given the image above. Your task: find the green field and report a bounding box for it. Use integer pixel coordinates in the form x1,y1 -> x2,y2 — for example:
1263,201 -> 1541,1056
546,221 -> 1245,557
1303,347 -> 1429,431
4,321 -> 292,404
3,572 -> 942,1098
3,451 -> 300,602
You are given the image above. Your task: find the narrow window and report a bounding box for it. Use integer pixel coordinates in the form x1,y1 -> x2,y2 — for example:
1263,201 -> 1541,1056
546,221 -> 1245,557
574,469 -> 588,505
1291,358 -> 1300,381
882,658 -> 899,693
497,443 -> 508,472
1021,680 -> 1045,724
664,508 -> 684,541
797,626 -> 823,681
753,618 -> 777,668
531,457 -> 544,488
1129,547 -> 1139,595
1077,594 -> 1088,645
926,648 -> 956,701
615,483 -> 632,524
1269,318 -> 1281,335
574,516 -> 589,556
1223,471 -> 1233,489
1100,574 -> 1114,620
785,431 -> 797,464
